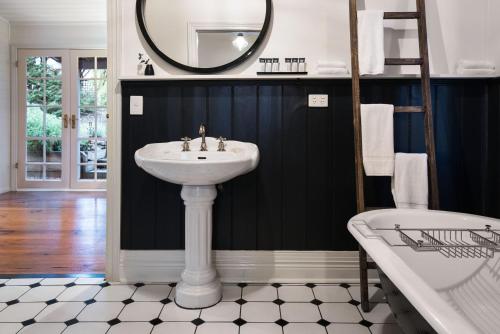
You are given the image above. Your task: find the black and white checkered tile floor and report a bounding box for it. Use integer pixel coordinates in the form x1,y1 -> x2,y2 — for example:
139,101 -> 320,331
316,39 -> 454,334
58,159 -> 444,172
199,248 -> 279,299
0,277 -> 402,334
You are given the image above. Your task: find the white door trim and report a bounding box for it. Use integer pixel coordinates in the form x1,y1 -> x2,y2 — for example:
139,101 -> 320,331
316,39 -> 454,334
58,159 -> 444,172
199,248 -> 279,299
120,250 -> 379,284
106,0 -> 122,282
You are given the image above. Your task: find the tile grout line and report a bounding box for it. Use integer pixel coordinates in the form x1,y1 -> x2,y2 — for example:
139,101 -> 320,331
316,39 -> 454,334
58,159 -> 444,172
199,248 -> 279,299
310,285 -> 329,334
238,285 -> 243,334
275,286 -> 284,334
345,284 -> 373,334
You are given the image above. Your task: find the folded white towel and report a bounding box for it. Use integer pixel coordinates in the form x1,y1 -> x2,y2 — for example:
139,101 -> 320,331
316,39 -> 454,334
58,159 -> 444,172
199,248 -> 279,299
457,68 -> 496,76
391,153 -> 428,209
317,61 -> 347,69
361,104 -> 394,176
317,68 -> 349,75
457,60 -> 495,70
358,10 -> 385,75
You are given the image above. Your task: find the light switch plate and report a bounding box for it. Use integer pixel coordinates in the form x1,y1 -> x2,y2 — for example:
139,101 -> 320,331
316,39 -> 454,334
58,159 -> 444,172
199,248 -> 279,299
130,96 -> 143,115
308,94 -> 328,108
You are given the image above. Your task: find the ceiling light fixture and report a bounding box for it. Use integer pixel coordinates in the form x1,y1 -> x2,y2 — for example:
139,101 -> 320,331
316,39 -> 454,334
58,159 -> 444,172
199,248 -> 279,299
232,33 -> 249,51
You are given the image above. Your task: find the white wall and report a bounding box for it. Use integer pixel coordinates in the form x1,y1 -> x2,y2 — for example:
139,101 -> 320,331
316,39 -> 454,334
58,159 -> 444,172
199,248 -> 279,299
0,18 -> 11,193
10,22 -> 106,48
486,0 -> 500,69
119,0 -> 498,77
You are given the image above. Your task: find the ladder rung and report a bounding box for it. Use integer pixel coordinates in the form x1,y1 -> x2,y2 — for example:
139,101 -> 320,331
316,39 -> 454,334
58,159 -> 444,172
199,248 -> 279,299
394,106 -> 423,113
385,58 -> 423,66
384,12 -> 421,20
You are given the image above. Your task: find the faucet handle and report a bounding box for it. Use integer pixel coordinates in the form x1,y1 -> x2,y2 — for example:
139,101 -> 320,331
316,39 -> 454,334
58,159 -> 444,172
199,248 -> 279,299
181,137 -> 191,152
217,137 -> 227,152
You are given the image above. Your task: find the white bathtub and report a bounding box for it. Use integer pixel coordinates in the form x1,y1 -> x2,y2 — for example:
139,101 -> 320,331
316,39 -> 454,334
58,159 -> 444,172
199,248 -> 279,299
348,209 -> 500,334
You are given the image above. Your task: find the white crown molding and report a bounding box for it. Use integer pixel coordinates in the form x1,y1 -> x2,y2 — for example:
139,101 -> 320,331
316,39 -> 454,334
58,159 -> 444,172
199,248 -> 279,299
120,250 -> 379,284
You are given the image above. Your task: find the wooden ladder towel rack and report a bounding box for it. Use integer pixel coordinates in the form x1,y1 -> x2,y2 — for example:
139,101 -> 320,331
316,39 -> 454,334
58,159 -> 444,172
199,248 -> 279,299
349,0 -> 440,312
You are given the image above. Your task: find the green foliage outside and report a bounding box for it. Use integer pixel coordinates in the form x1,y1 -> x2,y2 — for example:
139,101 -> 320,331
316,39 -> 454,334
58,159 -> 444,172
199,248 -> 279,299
26,107 -> 62,154
26,56 -> 107,156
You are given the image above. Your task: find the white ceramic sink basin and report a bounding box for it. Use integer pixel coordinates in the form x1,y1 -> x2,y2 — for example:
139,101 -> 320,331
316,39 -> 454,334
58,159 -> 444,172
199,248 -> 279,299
135,137 -> 259,185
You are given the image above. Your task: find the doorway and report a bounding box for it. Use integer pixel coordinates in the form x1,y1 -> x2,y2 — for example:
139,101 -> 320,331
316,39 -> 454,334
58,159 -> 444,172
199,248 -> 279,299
17,49 -> 107,190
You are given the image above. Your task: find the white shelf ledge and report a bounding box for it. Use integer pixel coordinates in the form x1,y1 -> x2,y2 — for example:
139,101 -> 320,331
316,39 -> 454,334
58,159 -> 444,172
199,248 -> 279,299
119,74 -> 349,81
118,73 -> 499,81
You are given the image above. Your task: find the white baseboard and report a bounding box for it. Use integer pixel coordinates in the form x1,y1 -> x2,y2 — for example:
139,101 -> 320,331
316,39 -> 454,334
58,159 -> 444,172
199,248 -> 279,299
119,250 -> 379,284
0,186 -> 11,194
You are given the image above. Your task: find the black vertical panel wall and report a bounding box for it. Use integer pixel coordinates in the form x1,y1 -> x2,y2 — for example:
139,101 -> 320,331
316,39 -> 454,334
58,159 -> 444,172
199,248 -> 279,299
121,78 -> 500,251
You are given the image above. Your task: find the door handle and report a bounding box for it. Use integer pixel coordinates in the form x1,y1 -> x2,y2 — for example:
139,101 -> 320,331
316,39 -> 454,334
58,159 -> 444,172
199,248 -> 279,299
63,114 -> 69,128
71,115 -> 76,129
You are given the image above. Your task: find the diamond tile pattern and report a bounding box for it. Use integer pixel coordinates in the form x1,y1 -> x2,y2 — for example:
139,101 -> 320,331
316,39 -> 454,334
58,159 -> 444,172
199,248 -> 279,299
0,279 -> 400,334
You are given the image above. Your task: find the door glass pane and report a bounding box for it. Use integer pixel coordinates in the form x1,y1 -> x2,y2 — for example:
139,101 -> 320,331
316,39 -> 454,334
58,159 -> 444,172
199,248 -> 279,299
96,57 -> 107,78
46,106 -> 62,137
27,79 -> 44,105
96,140 -> 107,164
79,165 -> 95,180
46,164 -> 62,180
46,80 -> 62,106
79,140 -> 96,164
46,139 -> 62,162
27,140 -> 44,162
96,109 -> 107,138
46,57 -> 62,78
79,109 -> 96,137
80,80 -> 96,106
26,164 -> 43,180
96,139 -> 107,180
26,106 -> 44,137
96,80 -> 107,107
26,57 -> 44,77
97,165 -> 107,180
79,57 -> 95,79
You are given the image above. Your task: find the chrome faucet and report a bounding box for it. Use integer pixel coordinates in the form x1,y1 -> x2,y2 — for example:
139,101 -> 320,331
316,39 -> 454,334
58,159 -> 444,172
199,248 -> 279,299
199,124 -> 208,151
217,137 -> 226,152
181,137 -> 191,152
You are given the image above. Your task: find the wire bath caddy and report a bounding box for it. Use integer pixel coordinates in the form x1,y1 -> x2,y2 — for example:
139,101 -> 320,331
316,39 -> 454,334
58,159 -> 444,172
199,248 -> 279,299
395,224 -> 500,259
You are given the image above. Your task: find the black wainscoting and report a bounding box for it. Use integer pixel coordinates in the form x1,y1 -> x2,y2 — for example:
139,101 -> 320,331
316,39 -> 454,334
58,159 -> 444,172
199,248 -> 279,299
121,78 -> 500,251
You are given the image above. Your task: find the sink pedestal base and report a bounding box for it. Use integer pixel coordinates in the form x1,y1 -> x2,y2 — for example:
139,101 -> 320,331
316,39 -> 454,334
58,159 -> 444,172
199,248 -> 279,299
176,185 -> 221,309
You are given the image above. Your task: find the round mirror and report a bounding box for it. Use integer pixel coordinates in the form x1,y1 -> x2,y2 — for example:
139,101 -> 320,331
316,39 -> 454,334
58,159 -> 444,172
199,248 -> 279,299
136,0 -> 272,73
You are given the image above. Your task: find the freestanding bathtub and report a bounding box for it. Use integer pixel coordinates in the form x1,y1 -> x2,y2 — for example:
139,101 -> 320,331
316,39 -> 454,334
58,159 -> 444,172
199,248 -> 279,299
348,209 -> 500,334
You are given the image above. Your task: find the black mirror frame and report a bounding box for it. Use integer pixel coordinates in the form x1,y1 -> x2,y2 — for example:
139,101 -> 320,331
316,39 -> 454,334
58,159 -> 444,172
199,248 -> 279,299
136,0 -> 272,74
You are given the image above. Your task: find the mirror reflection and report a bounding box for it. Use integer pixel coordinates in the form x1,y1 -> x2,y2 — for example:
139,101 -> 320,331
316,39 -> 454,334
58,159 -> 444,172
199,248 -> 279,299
140,0 -> 268,70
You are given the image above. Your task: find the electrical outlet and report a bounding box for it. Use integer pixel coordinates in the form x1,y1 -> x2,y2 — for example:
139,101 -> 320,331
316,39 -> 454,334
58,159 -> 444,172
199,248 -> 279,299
308,94 -> 328,108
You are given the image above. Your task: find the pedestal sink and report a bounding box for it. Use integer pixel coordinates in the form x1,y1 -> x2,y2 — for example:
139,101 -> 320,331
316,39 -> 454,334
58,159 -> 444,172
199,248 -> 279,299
135,137 -> 259,308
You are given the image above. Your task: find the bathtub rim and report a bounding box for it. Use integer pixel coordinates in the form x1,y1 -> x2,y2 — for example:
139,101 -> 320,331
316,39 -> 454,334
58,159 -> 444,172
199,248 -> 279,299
348,208 -> 486,334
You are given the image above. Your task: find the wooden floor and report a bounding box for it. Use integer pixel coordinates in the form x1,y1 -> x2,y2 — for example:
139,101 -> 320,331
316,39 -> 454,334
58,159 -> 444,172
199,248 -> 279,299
0,191 -> 106,274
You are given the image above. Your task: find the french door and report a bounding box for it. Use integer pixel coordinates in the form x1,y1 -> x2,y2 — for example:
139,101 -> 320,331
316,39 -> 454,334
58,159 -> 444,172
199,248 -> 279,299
17,49 -> 107,190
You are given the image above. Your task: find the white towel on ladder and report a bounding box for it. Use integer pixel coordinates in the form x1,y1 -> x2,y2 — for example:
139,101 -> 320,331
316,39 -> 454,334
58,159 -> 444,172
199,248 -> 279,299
358,10 -> 385,75
391,153 -> 429,209
360,104 -> 395,176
